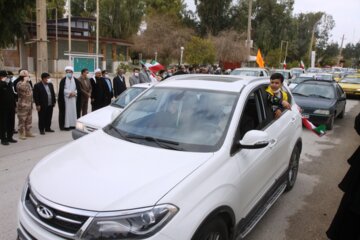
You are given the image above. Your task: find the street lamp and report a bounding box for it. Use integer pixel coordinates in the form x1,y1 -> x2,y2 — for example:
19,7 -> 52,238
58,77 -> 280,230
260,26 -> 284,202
154,51 -> 158,61
180,46 -> 184,65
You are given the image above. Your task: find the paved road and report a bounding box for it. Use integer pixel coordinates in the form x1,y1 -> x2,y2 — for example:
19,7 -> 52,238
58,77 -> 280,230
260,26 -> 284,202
0,99 -> 359,240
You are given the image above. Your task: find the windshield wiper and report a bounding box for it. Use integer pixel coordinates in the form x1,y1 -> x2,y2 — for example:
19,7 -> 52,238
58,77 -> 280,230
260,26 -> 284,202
126,134 -> 184,151
292,92 -> 308,97
308,94 -> 331,99
107,124 -> 135,143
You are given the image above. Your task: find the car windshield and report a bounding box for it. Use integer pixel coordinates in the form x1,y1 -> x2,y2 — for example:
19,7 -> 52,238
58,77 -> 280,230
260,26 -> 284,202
340,77 -> 360,84
292,83 -> 335,99
112,87 -> 147,108
230,69 -> 260,76
292,77 -> 312,84
106,87 -> 238,152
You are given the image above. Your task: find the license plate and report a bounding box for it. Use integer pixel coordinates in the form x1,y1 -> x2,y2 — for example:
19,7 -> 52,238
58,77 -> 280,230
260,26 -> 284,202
302,114 -> 309,119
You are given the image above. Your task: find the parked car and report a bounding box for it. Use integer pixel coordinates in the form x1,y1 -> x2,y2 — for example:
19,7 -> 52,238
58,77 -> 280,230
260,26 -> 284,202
290,68 -> 305,78
17,75 -> 303,240
72,83 -> 153,139
338,75 -> 360,97
292,80 -> 346,130
230,67 -> 270,77
288,76 -> 313,90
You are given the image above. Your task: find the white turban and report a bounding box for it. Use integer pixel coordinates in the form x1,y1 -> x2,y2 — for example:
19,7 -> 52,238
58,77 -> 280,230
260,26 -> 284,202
65,66 -> 74,72
94,68 -> 101,74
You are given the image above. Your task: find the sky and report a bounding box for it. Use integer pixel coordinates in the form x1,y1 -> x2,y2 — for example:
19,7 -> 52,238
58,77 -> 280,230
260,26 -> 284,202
184,0 -> 360,45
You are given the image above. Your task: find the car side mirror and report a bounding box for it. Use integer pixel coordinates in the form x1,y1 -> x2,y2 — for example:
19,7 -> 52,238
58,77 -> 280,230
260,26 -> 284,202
238,130 -> 270,149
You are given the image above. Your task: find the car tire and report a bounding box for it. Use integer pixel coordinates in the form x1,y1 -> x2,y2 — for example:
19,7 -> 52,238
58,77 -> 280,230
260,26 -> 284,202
326,115 -> 335,130
285,145 -> 300,192
338,109 -> 345,119
192,218 -> 229,240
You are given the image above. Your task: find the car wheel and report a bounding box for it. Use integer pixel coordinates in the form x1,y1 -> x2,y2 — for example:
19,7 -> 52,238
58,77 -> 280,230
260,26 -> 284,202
326,115 -> 335,130
338,109 -> 345,119
285,145 -> 300,192
192,218 -> 229,240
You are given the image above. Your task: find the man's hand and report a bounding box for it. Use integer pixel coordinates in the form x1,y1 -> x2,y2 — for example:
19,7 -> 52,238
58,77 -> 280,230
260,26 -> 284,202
282,100 -> 291,110
275,109 -> 282,119
36,106 -> 41,112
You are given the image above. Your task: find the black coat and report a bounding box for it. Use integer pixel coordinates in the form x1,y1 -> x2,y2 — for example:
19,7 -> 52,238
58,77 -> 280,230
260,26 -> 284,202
113,75 -> 127,98
33,82 -> 56,108
0,81 -> 15,110
90,77 -> 112,109
58,77 -> 82,129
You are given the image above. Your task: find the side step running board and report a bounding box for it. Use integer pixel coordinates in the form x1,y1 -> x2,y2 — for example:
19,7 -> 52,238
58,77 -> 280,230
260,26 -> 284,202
237,183 -> 287,239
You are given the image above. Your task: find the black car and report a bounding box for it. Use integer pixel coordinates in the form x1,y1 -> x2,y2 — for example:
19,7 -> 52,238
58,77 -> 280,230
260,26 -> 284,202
292,80 -> 346,130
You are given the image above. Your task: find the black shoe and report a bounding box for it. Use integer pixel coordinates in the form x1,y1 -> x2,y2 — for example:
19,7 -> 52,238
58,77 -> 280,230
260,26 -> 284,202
63,128 -> 70,131
1,140 -> 9,145
45,129 -> 55,132
40,131 -> 45,135
7,138 -> 17,143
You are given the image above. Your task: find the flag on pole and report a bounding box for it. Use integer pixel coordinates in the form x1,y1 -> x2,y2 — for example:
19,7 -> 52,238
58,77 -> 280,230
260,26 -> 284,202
300,60 -> 305,69
256,49 -> 265,68
302,117 -> 326,137
283,59 -> 287,69
144,60 -> 164,73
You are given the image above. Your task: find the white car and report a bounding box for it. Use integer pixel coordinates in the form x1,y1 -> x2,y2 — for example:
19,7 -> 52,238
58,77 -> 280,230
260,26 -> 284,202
18,75 -> 303,240
230,67 -> 270,77
72,83 -> 153,139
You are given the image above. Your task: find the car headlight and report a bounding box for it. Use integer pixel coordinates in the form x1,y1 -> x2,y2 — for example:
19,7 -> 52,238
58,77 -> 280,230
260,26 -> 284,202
76,121 -> 85,131
314,109 -> 330,115
81,204 -> 178,239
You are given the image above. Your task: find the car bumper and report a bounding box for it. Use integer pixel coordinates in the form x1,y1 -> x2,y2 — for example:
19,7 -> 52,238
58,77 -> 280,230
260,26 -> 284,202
71,129 -> 88,140
302,113 -> 332,126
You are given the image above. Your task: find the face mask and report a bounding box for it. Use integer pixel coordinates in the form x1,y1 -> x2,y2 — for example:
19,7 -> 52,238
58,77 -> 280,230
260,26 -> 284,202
134,73 -> 139,77
66,73 -> 73,79
105,74 -> 109,78
24,77 -> 29,81
47,78 -> 52,83
86,74 -> 91,78
273,88 -> 281,94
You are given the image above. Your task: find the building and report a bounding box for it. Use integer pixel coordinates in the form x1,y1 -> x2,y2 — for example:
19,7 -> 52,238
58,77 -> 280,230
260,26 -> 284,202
1,17 -> 133,74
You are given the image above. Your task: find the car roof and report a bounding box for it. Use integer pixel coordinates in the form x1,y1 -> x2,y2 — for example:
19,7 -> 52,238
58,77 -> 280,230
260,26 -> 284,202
298,79 -> 335,85
156,74 -> 268,92
131,82 -> 154,88
232,67 -> 266,71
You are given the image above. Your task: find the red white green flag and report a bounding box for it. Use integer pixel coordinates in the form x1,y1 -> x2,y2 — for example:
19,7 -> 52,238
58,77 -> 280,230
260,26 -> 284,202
145,60 -> 164,73
302,117 -> 326,137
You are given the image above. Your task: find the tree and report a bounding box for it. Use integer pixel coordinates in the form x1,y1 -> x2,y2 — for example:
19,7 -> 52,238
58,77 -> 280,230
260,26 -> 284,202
0,0 -> 34,48
133,13 -> 194,66
211,30 -> 247,63
71,0 -> 146,39
46,0 -> 66,20
195,0 -> 232,36
185,36 -> 216,65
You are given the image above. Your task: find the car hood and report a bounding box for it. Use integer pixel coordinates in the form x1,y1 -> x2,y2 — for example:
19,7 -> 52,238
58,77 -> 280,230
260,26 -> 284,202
29,131 -> 213,211
78,105 -> 122,129
293,95 -> 336,109
339,83 -> 360,89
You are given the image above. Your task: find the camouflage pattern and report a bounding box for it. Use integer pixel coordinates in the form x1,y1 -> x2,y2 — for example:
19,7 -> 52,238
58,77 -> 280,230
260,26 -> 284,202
16,80 -> 33,133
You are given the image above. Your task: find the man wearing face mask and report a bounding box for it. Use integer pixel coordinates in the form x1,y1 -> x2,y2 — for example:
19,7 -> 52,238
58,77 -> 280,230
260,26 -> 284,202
113,68 -> 127,98
58,66 -> 82,130
129,68 -> 140,86
33,72 -> 56,135
90,68 -> 109,111
16,70 -> 34,139
0,70 -> 17,145
78,68 -> 92,116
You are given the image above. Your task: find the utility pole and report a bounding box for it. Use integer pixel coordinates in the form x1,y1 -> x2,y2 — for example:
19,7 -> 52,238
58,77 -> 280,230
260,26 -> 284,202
246,0 -> 253,63
96,0 -> 99,69
36,0 -> 48,80
68,0 -> 72,64
308,21 -> 319,67
338,34 -> 345,66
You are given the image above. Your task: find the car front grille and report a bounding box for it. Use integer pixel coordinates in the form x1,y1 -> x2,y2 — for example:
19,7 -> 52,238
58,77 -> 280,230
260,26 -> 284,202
23,187 -> 90,239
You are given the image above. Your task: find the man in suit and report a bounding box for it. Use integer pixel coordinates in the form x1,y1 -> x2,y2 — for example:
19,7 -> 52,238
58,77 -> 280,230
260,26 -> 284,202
113,68 -> 127,98
139,64 -> 151,83
33,72 -> 56,135
90,69 -> 111,111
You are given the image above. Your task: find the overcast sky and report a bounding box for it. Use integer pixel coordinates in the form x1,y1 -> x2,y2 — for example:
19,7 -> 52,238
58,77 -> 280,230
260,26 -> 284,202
184,0 -> 360,45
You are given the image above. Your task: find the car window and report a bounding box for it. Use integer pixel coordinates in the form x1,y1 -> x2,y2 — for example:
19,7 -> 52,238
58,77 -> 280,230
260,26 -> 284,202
112,87 -> 147,108
335,84 -> 344,97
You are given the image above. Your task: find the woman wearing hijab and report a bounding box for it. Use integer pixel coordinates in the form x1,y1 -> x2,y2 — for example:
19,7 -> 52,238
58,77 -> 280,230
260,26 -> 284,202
58,66 -> 81,130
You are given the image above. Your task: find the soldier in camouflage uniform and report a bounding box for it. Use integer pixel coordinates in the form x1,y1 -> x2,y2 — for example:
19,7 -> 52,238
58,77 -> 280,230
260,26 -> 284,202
16,70 -> 34,140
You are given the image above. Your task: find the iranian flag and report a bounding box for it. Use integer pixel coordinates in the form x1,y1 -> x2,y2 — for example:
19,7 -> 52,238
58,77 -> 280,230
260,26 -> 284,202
145,60 -> 165,73
283,59 -> 287,69
300,60 -> 305,69
302,118 -> 326,137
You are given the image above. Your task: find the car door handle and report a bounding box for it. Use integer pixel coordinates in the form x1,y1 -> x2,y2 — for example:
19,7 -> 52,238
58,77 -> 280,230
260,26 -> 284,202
290,116 -> 297,124
268,139 -> 277,148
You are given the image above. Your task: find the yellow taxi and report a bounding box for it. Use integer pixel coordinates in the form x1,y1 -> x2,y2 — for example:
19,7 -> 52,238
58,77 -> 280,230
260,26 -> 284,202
339,75 -> 360,97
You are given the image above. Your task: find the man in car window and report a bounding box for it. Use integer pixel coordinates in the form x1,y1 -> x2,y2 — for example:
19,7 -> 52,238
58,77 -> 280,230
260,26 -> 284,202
266,73 -> 291,119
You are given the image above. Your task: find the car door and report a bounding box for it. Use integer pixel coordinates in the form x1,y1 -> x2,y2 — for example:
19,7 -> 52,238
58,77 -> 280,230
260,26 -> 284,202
334,83 -> 346,116
230,86 -> 283,218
